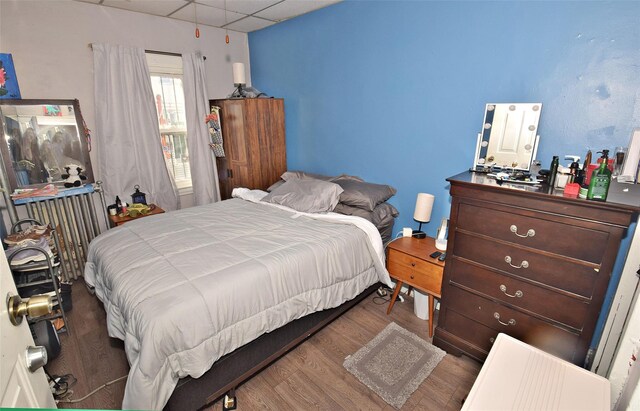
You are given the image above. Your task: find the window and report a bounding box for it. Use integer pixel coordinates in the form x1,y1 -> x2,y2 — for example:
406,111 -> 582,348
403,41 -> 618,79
146,53 -> 192,191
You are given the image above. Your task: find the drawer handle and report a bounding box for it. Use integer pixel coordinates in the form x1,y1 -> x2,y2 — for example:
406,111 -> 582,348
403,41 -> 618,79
494,312 -> 516,326
490,337 -> 495,344
499,284 -> 523,298
510,225 -> 535,238
505,256 -> 529,269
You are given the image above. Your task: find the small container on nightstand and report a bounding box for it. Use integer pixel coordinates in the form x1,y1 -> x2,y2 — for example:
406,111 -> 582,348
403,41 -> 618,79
385,236 -> 445,337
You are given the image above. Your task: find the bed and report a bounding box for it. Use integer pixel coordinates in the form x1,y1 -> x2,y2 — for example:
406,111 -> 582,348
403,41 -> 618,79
84,186 -> 393,410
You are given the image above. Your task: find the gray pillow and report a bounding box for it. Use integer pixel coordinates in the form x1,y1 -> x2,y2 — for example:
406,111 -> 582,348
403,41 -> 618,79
333,179 -> 397,211
281,170 -> 333,181
262,179 -> 344,213
267,179 -> 285,192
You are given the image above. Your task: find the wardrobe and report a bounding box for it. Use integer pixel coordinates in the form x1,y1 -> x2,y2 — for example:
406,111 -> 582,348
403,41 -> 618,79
209,98 -> 286,200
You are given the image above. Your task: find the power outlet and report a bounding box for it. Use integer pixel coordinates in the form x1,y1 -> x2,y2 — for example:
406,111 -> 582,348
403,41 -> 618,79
402,227 -> 412,237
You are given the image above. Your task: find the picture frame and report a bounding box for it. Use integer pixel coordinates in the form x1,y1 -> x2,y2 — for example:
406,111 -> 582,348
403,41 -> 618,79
0,53 -> 21,100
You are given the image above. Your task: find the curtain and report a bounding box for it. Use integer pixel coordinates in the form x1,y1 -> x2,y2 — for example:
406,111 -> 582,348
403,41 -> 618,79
92,43 -> 179,211
182,52 -> 220,205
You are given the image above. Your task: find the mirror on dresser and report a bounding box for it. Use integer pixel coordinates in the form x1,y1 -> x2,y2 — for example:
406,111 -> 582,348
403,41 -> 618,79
472,103 -> 542,172
0,99 -> 94,192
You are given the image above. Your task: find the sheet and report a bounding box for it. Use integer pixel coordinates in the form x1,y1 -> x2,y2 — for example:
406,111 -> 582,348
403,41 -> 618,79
85,192 -> 391,410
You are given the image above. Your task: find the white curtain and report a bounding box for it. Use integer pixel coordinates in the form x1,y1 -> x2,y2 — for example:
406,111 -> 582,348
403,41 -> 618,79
182,52 -> 220,205
92,43 -> 179,211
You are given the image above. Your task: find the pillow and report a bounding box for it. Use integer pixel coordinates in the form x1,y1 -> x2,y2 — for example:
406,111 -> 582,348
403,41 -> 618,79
281,170 -> 333,182
267,179 -> 286,192
262,179 -> 343,213
334,179 -> 397,211
334,202 -> 399,225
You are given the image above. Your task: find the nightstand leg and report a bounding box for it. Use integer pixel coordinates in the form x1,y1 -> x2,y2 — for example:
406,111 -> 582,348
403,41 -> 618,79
428,293 -> 434,337
387,281 -> 404,315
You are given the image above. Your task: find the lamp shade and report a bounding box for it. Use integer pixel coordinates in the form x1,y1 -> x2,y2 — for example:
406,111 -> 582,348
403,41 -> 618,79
232,62 -> 246,84
414,193 -> 434,223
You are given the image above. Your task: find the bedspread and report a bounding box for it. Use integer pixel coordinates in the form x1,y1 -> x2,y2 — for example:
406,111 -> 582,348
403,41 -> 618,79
84,194 -> 391,410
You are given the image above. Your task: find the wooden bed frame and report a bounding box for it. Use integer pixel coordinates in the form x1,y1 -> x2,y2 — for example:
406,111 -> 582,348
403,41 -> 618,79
164,283 -> 380,410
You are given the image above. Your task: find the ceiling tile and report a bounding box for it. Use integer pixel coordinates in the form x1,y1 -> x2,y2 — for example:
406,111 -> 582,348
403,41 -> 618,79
225,16 -> 276,32
255,0 -> 340,21
101,0 -> 189,17
196,0 -> 281,16
172,3 -> 246,26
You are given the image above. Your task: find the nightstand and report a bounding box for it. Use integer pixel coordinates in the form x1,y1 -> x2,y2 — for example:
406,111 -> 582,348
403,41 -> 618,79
108,204 -> 165,227
386,236 -> 445,337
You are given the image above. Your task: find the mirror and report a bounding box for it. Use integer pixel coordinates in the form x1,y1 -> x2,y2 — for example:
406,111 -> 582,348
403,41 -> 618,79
0,99 -> 94,192
472,103 -> 542,172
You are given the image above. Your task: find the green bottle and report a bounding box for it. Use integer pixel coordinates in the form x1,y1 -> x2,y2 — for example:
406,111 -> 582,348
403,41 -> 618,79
587,150 -> 611,201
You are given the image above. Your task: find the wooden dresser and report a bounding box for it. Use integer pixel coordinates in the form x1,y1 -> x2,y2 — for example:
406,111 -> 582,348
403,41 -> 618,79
433,171 -> 638,367
210,98 -> 286,200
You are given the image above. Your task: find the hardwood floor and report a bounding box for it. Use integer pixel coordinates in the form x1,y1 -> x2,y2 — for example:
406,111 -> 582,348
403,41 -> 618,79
47,282 -> 481,410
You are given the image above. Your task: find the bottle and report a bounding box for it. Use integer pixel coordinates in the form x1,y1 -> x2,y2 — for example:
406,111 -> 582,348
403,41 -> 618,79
587,150 -> 612,201
115,196 -> 122,214
548,156 -> 559,188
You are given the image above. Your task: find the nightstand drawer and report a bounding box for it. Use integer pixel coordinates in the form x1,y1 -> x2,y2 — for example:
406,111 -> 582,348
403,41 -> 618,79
456,203 -> 608,264
388,249 -> 442,295
448,258 -> 589,331
453,231 -> 599,299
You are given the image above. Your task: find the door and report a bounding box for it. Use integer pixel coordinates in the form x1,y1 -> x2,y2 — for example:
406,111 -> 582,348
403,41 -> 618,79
0,248 -> 56,408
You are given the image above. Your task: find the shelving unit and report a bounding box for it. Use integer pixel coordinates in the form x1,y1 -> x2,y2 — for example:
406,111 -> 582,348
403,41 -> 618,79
6,219 -> 69,333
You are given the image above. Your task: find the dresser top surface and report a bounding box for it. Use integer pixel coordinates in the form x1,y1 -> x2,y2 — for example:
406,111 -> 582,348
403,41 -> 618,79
448,171 -> 640,212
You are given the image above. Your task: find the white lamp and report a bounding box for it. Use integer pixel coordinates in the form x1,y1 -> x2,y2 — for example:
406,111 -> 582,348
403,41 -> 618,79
230,62 -> 247,98
413,193 -> 434,239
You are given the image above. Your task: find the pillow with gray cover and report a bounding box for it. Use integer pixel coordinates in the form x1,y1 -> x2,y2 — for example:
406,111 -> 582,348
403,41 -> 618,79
268,171 -> 364,192
262,179 -> 344,213
333,178 -> 397,211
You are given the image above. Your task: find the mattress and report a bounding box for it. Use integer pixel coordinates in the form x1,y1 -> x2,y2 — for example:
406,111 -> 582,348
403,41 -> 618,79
84,190 -> 391,410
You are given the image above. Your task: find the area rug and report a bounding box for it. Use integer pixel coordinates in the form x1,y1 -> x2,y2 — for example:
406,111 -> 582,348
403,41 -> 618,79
343,322 -> 446,409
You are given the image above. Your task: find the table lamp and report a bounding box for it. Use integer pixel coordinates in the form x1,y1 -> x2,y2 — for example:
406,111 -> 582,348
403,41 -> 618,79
413,193 -> 434,239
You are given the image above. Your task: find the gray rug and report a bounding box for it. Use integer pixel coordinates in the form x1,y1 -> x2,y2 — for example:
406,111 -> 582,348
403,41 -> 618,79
343,322 -> 446,409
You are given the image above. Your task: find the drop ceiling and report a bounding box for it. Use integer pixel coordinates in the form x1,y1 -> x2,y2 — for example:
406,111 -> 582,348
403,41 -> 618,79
74,0 -> 341,33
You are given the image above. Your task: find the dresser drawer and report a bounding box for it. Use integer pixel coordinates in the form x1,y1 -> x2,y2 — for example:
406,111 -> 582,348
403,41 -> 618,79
387,253 -> 442,295
456,203 -> 609,264
442,308 -> 498,354
445,285 -> 582,363
453,231 -> 599,299
448,258 -> 589,331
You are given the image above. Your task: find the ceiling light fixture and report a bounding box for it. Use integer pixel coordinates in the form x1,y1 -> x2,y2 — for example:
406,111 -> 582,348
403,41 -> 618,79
194,2 -> 200,38
224,0 -> 229,44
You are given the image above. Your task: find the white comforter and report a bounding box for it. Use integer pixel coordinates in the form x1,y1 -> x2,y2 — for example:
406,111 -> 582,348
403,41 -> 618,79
84,190 -> 391,410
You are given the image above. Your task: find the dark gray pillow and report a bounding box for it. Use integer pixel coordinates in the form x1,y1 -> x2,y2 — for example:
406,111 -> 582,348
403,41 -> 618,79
333,179 -> 397,211
334,202 -> 399,244
262,179 -> 343,213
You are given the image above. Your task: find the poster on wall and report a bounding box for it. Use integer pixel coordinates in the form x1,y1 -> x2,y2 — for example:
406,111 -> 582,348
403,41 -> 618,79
0,53 -> 21,99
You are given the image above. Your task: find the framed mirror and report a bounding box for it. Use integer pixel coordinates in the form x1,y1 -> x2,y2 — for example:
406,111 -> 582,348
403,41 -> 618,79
0,99 -> 94,192
472,103 -> 542,172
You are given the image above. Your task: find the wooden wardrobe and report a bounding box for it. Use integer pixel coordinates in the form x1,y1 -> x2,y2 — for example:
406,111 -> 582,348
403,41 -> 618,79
209,98 -> 286,200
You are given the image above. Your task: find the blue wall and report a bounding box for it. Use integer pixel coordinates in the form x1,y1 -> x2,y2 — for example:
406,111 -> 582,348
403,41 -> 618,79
249,1 -> 640,236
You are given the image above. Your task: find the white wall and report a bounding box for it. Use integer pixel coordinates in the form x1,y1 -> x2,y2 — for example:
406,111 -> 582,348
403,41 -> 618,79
0,0 -> 251,208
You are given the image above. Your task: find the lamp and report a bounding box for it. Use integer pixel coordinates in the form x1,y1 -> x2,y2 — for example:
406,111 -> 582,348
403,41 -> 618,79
413,193 -> 434,239
230,62 -> 246,98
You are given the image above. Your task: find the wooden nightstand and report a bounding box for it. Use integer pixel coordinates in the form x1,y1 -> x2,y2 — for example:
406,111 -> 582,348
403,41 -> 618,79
386,236 -> 445,337
108,204 -> 165,227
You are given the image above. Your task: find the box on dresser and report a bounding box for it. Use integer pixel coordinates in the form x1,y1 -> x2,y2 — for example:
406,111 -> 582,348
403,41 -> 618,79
433,171 -> 639,367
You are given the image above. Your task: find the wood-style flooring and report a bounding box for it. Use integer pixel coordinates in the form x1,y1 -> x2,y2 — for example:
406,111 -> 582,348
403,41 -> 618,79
47,281 -> 481,410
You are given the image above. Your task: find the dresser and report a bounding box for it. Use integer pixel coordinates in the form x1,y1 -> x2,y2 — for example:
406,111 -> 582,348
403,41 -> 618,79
209,98 -> 286,200
433,171 -> 638,367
